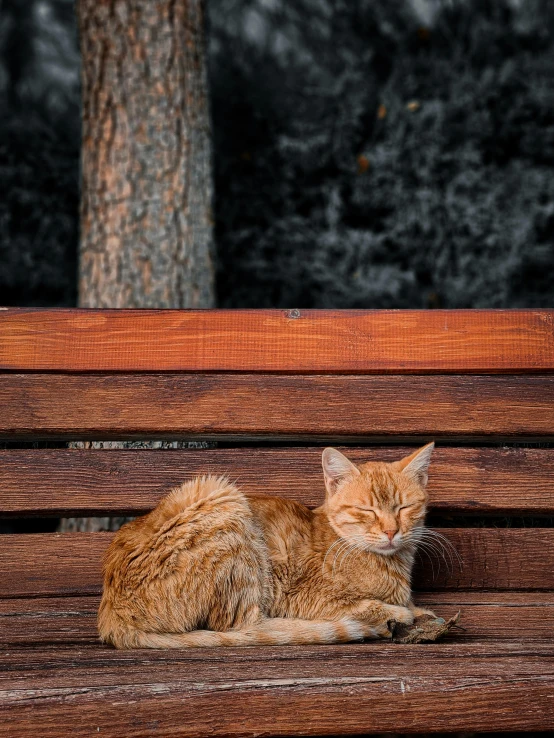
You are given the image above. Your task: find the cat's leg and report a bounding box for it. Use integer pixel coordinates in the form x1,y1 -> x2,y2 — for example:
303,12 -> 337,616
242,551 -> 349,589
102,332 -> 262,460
353,598 -> 414,629
316,598 -> 414,638
287,591 -> 416,637
300,597 -> 414,638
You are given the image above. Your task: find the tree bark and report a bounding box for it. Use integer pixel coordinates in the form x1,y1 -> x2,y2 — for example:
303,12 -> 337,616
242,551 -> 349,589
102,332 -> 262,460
78,0 -> 214,307
60,0 -> 215,533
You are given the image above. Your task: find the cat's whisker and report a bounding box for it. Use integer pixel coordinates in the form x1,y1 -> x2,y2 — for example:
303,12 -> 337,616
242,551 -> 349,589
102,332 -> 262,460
410,533 -> 450,558
346,537 -> 373,566
332,537 -> 366,574
423,530 -> 463,570
332,540 -> 354,575
336,544 -> 357,572
332,536 -> 368,575
416,547 -> 437,582
415,541 -> 452,576
410,529 -> 463,571
339,547 -> 361,571
322,537 -> 348,575
409,528 -> 452,553
410,537 -> 455,577
410,533 -> 454,570
338,539 -> 367,571
413,543 -> 437,581
344,541 -> 373,570
429,538 -> 458,574
408,532 -> 445,561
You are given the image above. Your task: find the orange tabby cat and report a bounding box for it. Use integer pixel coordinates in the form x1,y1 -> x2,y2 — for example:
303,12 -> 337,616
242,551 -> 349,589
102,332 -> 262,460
98,443 -> 435,648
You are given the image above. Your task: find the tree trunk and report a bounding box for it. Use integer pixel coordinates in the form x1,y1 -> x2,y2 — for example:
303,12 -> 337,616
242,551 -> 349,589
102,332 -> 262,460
78,0 -> 214,307
59,0 -> 215,533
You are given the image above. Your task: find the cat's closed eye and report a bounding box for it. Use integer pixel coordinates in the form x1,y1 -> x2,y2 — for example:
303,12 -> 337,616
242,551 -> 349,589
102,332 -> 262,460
397,504 -> 416,512
356,507 -> 377,515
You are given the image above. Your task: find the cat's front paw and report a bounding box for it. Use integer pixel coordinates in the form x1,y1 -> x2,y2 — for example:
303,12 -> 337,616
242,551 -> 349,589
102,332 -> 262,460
384,604 -> 414,627
373,605 -> 415,639
372,621 -> 395,639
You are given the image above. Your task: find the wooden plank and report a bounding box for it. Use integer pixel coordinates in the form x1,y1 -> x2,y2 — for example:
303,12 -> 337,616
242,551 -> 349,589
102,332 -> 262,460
2,639 -> 553,677
2,593 -> 554,646
5,683 -> 551,738
1,529 -> 553,598
0,596 -> 99,646
2,641 -> 553,684
2,446 -> 554,516
411,529 -> 554,591
1,308 -> 553,374
1,641 -> 553,735
1,374 -> 554,441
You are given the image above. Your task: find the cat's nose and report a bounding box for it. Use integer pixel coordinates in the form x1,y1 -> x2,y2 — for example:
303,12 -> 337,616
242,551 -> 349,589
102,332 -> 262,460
384,530 -> 397,542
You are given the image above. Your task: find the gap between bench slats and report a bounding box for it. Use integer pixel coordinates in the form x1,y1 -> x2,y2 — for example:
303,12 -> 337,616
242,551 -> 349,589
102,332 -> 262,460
1,446 -> 554,516
1,530 -> 552,598
2,308 -> 554,373
2,593 -> 554,645
1,374 -> 554,441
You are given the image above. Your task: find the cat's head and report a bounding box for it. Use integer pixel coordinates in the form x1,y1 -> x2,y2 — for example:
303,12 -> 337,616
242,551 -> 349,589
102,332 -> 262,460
322,443 -> 434,556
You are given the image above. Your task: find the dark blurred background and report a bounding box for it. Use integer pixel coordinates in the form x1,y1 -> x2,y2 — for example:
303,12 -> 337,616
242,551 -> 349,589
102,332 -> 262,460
1,0 -> 553,309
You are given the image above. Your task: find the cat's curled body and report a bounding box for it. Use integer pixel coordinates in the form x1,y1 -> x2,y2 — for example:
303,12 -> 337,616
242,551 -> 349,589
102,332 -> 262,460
98,444 -> 435,648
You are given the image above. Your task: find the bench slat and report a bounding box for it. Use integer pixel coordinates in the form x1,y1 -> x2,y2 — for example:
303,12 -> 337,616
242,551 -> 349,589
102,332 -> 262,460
2,640 -> 553,680
2,374 -> 554,441
2,593 -> 553,645
2,642 -> 553,736
2,634 -> 553,663
1,530 -> 553,598
1,308 -> 554,374
1,446 -> 554,516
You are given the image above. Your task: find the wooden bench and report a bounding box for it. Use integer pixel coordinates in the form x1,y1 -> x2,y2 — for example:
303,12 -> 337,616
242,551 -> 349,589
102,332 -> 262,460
1,308 -> 554,736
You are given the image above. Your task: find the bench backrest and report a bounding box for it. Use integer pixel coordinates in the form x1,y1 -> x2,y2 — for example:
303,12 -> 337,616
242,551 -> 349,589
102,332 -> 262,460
1,308 -> 553,599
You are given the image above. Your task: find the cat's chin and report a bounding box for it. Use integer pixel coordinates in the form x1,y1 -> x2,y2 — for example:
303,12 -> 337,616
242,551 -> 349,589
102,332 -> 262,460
372,543 -> 401,556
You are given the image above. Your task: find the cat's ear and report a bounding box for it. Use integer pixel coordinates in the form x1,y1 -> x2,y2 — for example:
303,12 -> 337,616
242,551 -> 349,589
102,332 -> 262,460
397,442 -> 434,487
322,448 -> 360,497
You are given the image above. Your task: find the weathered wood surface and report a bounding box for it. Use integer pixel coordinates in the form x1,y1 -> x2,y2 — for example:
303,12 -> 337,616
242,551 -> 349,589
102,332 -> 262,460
1,309 -> 554,373
2,641 -> 553,684
2,530 -> 553,598
2,633 -> 552,663
2,446 -> 554,516
2,374 -> 554,441
2,640 -> 553,682
2,593 -> 554,645
1,639 -> 553,736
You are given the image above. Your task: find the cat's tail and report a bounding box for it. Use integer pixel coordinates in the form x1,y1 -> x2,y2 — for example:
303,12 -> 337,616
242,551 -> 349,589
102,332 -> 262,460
105,617 -> 381,649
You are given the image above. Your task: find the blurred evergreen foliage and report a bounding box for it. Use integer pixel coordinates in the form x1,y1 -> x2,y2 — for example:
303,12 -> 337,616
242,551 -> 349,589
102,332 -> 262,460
1,0 -> 553,308
211,0 -> 554,308
0,0 -> 79,306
